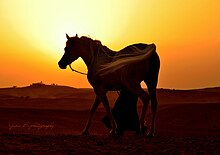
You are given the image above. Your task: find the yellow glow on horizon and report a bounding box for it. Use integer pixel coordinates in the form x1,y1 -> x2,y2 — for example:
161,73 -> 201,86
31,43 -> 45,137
0,0 -> 220,88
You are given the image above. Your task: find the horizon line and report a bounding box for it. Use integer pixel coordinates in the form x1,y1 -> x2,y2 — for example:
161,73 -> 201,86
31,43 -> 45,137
0,82 -> 219,91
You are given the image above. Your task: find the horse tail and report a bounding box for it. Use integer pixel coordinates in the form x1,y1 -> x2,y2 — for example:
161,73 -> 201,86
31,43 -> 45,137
97,44 -> 156,76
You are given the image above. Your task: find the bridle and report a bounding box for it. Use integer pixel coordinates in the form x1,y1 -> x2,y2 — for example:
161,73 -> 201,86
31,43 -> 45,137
67,38 -> 95,76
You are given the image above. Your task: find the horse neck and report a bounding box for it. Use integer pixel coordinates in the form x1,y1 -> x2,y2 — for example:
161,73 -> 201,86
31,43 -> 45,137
79,38 -> 115,69
79,39 -> 95,68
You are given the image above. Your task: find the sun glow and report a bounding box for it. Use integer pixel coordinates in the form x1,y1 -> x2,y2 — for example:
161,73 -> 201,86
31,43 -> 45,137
0,0 -> 220,88
0,0 -> 139,55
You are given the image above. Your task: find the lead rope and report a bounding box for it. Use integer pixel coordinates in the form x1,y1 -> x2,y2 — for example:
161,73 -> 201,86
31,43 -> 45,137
68,64 -> 87,75
70,63 -> 120,95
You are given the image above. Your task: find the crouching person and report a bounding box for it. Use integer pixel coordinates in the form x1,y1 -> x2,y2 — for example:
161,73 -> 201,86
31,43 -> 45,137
102,88 -> 140,135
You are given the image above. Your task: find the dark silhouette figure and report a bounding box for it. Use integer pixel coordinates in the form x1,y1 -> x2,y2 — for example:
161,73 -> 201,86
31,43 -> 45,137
102,89 -> 140,135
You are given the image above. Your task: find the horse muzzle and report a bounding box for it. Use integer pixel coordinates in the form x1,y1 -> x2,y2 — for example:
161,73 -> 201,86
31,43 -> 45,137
58,61 -> 67,69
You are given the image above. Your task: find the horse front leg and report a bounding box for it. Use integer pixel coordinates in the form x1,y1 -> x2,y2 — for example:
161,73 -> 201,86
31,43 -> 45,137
97,92 -> 117,136
82,96 -> 101,135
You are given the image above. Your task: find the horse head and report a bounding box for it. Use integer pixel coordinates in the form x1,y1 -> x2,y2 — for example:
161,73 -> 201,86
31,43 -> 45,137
58,34 -> 81,69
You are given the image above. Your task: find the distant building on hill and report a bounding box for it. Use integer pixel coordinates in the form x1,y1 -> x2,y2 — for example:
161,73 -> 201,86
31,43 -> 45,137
30,81 -> 45,87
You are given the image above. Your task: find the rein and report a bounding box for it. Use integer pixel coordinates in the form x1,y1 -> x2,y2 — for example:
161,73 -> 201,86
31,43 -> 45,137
68,64 -> 87,75
69,64 -> 120,95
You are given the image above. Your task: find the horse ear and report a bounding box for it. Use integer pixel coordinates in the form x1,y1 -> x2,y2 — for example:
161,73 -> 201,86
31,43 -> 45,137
76,34 -> 78,38
66,33 -> 70,40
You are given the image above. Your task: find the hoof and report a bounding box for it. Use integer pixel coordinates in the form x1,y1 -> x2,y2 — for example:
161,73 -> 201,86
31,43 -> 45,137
81,130 -> 89,136
147,133 -> 154,138
108,129 -> 117,137
109,128 -> 123,137
115,128 -> 124,136
140,126 -> 148,134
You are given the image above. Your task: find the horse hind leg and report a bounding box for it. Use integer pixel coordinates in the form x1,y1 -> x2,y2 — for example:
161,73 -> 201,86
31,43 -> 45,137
146,85 -> 158,138
144,69 -> 159,137
125,84 -> 150,134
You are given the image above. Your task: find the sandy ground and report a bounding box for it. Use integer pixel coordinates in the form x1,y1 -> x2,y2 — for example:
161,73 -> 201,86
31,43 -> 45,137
0,134 -> 219,154
0,86 -> 220,154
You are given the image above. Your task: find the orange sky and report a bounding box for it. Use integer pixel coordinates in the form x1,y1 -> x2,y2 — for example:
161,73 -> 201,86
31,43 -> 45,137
0,0 -> 220,89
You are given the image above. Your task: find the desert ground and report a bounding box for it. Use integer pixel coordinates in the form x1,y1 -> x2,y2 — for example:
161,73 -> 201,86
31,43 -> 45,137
0,83 -> 220,154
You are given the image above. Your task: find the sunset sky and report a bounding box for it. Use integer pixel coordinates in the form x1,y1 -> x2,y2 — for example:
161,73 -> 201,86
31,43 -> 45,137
0,0 -> 220,89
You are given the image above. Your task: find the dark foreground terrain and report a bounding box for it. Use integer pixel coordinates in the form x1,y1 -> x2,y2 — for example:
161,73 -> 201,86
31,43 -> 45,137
0,85 -> 220,154
0,134 -> 219,154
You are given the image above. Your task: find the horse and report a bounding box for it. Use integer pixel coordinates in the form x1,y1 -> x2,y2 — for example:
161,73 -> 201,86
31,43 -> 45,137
58,34 -> 160,137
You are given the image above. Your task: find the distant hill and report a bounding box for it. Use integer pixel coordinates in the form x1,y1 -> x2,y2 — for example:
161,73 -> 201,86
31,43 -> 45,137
157,87 -> 220,94
195,87 -> 220,93
0,83 -> 220,110
1,83 -> 220,101
0,82 -> 83,99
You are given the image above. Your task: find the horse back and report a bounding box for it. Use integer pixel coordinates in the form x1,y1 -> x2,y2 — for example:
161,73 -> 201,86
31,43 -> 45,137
117,43 -> 154,56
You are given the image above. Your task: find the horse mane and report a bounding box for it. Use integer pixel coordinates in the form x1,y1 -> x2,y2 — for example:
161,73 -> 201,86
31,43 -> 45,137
80,36 -> 102,46
80,36 -> 115,56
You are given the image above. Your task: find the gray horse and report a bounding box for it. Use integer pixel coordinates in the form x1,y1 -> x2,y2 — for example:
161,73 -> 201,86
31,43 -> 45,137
58,34 -> 160,137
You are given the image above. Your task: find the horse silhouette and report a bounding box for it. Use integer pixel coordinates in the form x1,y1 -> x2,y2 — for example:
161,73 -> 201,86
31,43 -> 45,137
58,34 -> 160,137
